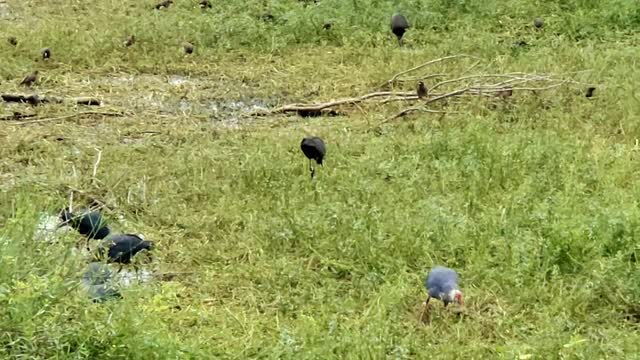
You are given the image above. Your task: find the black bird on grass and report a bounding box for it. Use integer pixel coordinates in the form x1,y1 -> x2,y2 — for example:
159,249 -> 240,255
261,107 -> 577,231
8,36 -> 17,46
417,81 -> 427,99
585,86 -> 596,98
533,18 -> 544,29
300,136 -> 326,179
124,35 -> 135,47
41,48 -> 51,60
183,41 -> 194,54
98,234 -> 154,271
154,0 -> 173,9
199,0 -> 212,8
390,13 -> 410,47
59,208 -> 111,240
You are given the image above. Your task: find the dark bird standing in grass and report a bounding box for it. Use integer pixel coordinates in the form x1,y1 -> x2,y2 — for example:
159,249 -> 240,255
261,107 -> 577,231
59,209 -> 153,268
496,87 -> 513,99
59,208 -> 111,240
199,0 -> 212,8
417,81 -> 427,99
421,266 -> 464,320
300,136 -> 326,179
585,86 -> 596,98
20,70 -> 38,87
98,234 -> 154,269
7,36 -> 17,46
124,35 -> 135,47
323,20 -> 333,30
183,41 -> 194,54
533,18 -> 544,29
154,0 -> 173,9
390,13 -> 410,47
41,48 -> 51,60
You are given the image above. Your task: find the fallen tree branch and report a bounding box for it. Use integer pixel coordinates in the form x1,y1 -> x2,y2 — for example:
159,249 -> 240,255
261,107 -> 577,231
1,93 -> 102,106
10,111 -> 127,125
249,55 -> 582,119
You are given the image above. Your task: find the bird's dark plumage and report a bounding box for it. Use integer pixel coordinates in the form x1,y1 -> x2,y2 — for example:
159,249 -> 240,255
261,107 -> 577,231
41,48 -> 51,60
20,71 -> 38,87
301,137 -> 326,165
8,36 -> 17,46
390,13 -> 409,46
100,234 -> 153,264
124,35 -> 135,47
533,18 -> 544,29
59,208 -> 111,240
417,81 -> 427,99
199,0 -> 212,8
301,136 -> 326,179
154,0 -> 173,9
183,42 -> 194,54
585,87 -> 596,98
425,266 -> 463,306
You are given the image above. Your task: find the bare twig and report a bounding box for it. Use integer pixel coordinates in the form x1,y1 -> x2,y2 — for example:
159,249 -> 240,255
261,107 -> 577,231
1,94 -> 102,106
383,54 -> 480,88
92,148 -> 102,179
10,111 -> 127,125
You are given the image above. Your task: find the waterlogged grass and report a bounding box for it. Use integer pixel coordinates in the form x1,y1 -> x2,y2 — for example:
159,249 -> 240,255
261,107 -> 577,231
1,0 -> 640,358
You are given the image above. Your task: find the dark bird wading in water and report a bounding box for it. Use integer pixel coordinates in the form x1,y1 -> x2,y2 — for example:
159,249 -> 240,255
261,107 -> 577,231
300,136 -> 326,179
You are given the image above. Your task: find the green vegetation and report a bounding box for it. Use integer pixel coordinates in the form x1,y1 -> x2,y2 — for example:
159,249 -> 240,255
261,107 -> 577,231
1,0 -> 640,358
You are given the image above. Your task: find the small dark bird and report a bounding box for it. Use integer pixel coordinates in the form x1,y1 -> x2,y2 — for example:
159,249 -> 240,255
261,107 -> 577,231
533,18 -> 544,29
183,41 -> 194,54
585,87 -> 596,98
154,0 -> 173,9
7,36 -> 17,46
98,234 -> 154,268
40,48 -> 51,60
124,35 -> 135,47
390,13 -> 410,46
496,87 -> 513,98
323,20 -> 333,30
20,70 -> 38,87
199,0 -> 212,8
82,262 -> 122,302
300,136 -> 326,179
421,266 -> 464,320
417,81 -> 427,99
59,208 -> 111,240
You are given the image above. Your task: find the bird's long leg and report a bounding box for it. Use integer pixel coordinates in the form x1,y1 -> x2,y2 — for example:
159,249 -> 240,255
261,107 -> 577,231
117,264 -> 123,273
309,159 -> 315,179
419,296 -> 431,323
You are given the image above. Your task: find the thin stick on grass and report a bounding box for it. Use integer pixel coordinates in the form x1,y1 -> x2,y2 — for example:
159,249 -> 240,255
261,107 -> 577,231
10,111 -> 127,125
92,148 -> 102,179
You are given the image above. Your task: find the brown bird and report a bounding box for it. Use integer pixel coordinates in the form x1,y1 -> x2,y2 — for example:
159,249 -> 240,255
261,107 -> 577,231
533,18 -> 544,29
20,71 -> 38,87
417,81 -> 427,99
585,87 -> 596,98
7,36 -> 17,46
390,13 -> 410,46
183,42 -> 194,54
124,35 -> 135,47
41,48 -> 51,60
496,88 -> 513,98
154,0 -> 173,9
199,0 -> 212,8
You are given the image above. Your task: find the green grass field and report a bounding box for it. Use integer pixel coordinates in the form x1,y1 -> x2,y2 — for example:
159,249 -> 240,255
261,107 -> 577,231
1,0 -> 640,358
